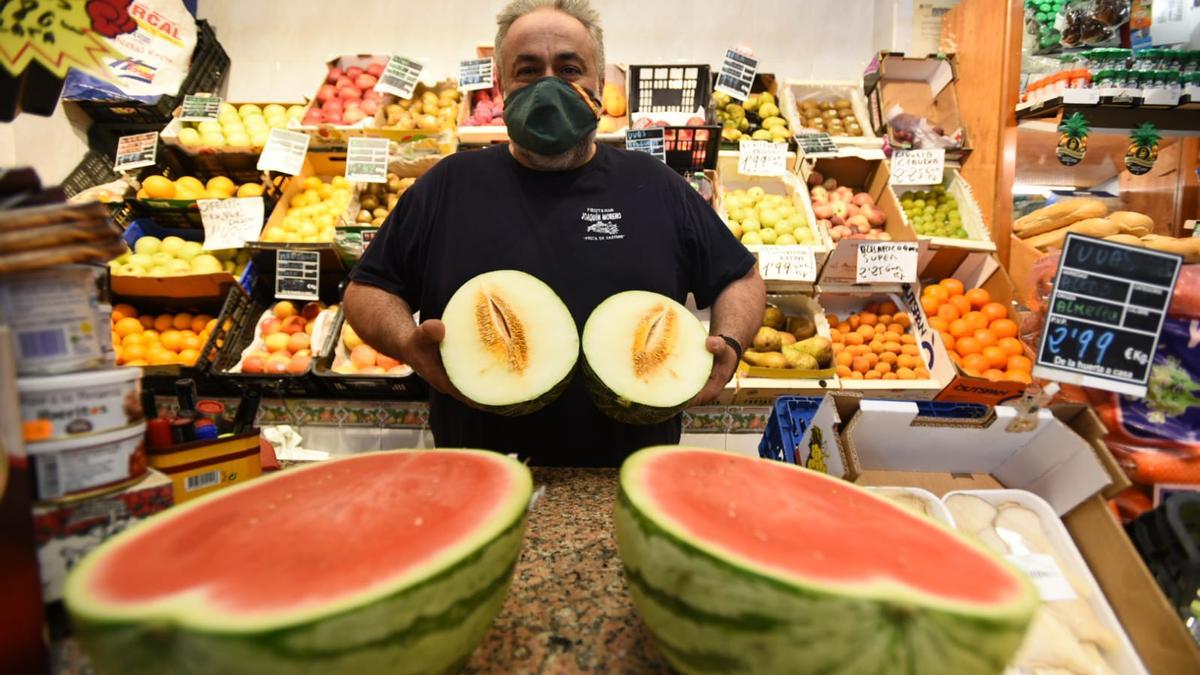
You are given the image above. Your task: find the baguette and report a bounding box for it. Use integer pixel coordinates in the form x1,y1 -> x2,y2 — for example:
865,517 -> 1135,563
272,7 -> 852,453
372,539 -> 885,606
1103,234 -> 1145,247
1107,211 -> 1153,237
1140,235 -> 1200,263
1014,198 -> 1108,238
1026,218 -> 1119,251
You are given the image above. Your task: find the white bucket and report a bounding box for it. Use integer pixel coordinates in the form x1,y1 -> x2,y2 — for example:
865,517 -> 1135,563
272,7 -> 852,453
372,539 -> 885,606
26,422 -> 147,502
18,367 -> 143,442
0,266 -> 103,375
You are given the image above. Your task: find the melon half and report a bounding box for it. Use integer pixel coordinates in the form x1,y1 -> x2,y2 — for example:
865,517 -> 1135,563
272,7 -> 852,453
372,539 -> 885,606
440,270 -> 578,416
64,450 -> 533,675
582,291 -> 712,424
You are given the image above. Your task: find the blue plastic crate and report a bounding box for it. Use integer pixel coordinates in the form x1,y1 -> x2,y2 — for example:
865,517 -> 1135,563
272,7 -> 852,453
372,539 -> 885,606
913,400 -> 991,420
759,396 -> 823,463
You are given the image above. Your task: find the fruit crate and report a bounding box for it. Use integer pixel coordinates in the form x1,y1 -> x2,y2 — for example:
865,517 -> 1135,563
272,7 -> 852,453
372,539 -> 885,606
627,64 -> 721,172
61,151 -> 124,198
313,308 -> 428,400
87,122 -> 191,181
129,169 -> 283,230
758,396 -> 822,463
69,20 -> 230,125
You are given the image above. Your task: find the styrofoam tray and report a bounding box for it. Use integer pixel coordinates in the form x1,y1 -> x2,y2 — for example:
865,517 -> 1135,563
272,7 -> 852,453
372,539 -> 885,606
943,489 -> 1147,675
867,486 -> 955,527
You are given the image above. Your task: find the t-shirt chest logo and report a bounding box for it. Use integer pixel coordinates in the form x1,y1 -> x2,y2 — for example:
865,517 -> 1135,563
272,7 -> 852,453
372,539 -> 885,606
581,207 -> 625,241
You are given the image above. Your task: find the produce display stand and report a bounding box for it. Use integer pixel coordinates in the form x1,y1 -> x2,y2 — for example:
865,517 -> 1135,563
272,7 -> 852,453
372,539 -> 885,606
5,4 -> 1200,674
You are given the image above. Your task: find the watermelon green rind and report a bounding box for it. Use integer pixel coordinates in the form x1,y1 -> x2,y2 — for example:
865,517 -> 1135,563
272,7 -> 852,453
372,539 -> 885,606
615,447 -> 1037,675
64,450 -> 532,675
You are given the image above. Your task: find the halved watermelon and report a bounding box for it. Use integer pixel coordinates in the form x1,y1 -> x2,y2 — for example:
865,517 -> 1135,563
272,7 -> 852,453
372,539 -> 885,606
582,291 -> 712,424
440,270 -> 578,415
615,447 -> 1037,675
64,450 -> 532,675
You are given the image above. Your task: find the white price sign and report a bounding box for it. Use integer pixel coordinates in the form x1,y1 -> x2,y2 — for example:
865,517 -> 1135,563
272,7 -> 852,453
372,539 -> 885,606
855,241 -> 918,284
714,48 -> 758,101
376,56 -> 424,99
275,249 -> 322,301
890,148 -> 945,186
737,140 -> 788,176
345,137 -> 390,183
199,197 -> 265,250
114,132 -> 158,171
257,128 -> 310,175
758,246 -> 816,283
180,93 -> 222,122
458,58 -> 494,92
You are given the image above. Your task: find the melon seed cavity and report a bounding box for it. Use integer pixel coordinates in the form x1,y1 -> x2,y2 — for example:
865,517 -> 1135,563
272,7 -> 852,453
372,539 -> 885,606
633,306 -> 677,378
476,291 -> 528,372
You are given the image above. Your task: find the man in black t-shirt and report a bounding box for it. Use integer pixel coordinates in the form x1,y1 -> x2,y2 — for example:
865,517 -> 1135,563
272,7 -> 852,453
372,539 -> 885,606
344,0 -> 764,466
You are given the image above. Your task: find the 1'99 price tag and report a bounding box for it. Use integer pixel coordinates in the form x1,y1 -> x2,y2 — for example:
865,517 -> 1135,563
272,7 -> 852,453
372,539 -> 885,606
758,246 -> 816,282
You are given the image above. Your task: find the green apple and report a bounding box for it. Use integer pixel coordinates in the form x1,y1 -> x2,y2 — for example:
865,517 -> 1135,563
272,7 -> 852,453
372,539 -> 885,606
133,236 -> 162,255
117,263 -> 142,276
218,102 -> 236,115
160,236 -> 186,256
776,233 -> 798,245
166,259 -> 191,275
740,217 -> 761,233
759,209 -> 781,228
774,218 -> 796,236
150,252 -> 174,269
178,128 -> 202,147
198,120 -> 222,136
747,186 -> 765,202
759,228 -> 778,245
148,266 -> 171,276
176,240 -> 203,261
740,231 -> 763,246
127,253 -> 153,271
238,104 -> 262,117
189,254 -> 223,274
795,227 -> 815,243
263,104 -> 286,118
200,134 -> 225,148
222,260 -> 236,273
286,105 -> 305,120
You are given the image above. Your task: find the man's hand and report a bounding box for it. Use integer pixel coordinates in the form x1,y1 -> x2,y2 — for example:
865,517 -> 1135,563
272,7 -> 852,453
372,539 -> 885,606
688,336 -> 739,407
396,319 -> 470,404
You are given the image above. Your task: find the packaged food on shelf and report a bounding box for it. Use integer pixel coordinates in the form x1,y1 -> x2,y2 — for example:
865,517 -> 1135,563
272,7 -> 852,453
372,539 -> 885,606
161,102 -> 306,154
893,168 -> 994,252
27,422 -> 148,503
863,53 -> 970,162
18,367 -> 143,443
943,489 -> 1147,675
0,265 -> 106,376
781,80 -> 878,145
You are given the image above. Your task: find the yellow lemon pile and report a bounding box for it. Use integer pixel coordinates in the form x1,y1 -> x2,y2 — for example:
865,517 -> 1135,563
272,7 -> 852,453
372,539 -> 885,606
260,175 -> 351,243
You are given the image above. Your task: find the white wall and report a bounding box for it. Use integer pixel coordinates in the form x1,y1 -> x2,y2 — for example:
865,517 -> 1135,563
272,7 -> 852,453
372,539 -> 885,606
3,0 -> 913,182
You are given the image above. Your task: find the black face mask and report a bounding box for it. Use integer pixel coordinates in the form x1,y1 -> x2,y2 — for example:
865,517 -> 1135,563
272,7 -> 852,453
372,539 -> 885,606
503,77 -> 601,156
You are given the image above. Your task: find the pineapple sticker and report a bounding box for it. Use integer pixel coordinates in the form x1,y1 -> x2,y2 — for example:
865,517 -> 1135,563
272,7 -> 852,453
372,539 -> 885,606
1055,112 -> 1090,166
1125,122 -> 1161,176
805,426 -> 828,474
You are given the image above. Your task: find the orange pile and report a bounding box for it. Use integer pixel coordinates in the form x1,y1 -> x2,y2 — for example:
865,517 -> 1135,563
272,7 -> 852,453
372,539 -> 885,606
111,303 -> 216,367
829,301 -> 929,381
920,279 -> 1031,384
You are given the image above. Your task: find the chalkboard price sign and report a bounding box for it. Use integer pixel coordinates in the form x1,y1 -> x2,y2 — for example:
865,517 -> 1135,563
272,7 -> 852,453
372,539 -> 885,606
1033,233 -> 1182,397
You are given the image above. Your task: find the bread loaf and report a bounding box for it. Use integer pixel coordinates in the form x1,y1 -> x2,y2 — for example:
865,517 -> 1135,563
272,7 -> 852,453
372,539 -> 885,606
1140,235 -> 1200,263
1107,211 -> 1153,237
1103,234 -> 1145,247
1025,218 -> 1119,251
1014,198 -> 1108,238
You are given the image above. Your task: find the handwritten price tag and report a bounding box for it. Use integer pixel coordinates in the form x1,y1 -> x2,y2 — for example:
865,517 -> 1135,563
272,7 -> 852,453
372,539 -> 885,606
199,197 -> 265,250
345,137 -> 389,183
114,132 -> 158,171
855,242 -> 918,284
376,56 -> 424,99
257,129 -> 310,175
458,58 -> 494,92
738,140 -> 788,176
758,246 -> 817,282
890,148 -> 945,186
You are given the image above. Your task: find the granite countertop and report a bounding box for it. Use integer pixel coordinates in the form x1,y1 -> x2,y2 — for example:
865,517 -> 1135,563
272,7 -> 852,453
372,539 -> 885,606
53,468 -> 672,674
464,467 -> 671,674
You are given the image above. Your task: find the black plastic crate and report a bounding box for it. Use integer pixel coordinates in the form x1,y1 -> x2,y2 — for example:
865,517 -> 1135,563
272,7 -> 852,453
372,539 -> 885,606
313,308 -> 428,400
61,151 -> 122,198
71,20 -> 229,125
663,126 -> 720,172
628,64 -> 712,115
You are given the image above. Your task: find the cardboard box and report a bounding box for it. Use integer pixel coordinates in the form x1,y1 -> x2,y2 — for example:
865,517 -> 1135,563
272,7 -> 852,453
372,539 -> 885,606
292,54 -> 389,150
32,469 -> 173,602
917,252 -> 1030,405
160,101 -> 305,155
259,153 -> 351,244
834,396 -> 1200,674
148,431 -> 262,504
722,294 -> 839,405
808,156 -> 918,289
113,220 -> 248,301
780,80 -> 881,147
891,168 -> 995,255
862,52 -> 971,164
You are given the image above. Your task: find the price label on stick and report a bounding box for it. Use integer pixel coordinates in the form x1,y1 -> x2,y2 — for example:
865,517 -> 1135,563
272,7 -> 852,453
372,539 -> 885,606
626,128 -> 665,161
458,58 -> 494,92
715,48 -> 758,101
375,56 -> 424,99
114,132 -> 158,172
1033,233 -> 1182,397
180,93 -> 222,122
890,148 -> 945,186
855,242 -> 918,284
275,249 -> 321,301
758,246 -> 817,283
345,137 -> 389,183
738,140 -> 788,176
257,129 -> 310,175
796,132 -> 837,155
199,197 -> 265,250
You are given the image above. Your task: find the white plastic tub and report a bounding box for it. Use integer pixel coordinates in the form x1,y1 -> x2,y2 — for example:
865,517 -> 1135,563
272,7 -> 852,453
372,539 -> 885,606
18,367 -> 143,442
0,265 -> 103,375
27,422 -> 147,502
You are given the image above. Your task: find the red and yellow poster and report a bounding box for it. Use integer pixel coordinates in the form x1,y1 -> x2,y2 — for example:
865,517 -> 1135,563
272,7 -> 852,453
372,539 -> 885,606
0,0 -> 137,78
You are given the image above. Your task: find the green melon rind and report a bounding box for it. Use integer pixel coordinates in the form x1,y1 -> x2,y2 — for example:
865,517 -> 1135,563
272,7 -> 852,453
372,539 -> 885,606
64,450 -> 532,675
480,362 -> 576,417
581,357 -> 691,425
615,447 -> 1037,675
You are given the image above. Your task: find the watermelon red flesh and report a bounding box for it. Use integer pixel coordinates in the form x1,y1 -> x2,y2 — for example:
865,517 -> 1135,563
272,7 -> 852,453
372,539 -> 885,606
64,450 -> 532,675
638,448 -> 1021,607
91,452 -> 514,616
615,447 -> 1037,675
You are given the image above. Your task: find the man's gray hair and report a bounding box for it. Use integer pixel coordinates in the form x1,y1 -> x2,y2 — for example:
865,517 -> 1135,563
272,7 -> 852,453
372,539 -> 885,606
495,0 -> 605,83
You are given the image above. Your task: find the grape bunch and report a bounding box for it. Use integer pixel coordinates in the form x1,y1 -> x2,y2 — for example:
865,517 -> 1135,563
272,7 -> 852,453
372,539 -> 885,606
900,186 -> 967,239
